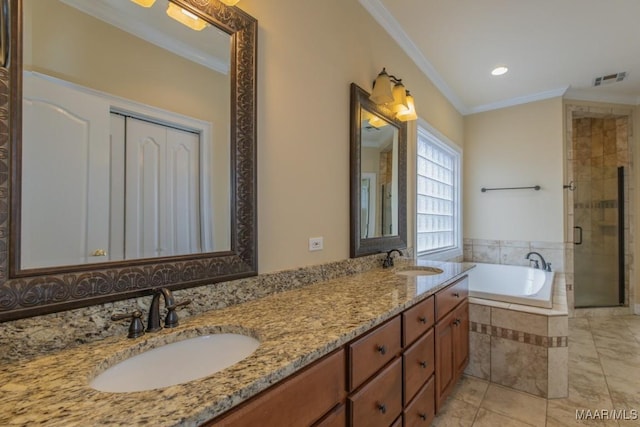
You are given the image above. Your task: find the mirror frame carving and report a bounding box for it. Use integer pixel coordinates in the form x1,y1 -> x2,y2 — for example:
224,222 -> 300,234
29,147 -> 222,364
0,0 -> 258,322
350,83 -> 407,257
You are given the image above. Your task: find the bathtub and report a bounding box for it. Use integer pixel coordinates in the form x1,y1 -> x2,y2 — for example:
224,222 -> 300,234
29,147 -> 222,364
466,263 -> 554,308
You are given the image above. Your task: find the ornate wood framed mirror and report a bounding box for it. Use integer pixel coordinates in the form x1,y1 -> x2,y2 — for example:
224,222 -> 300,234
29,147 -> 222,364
0,0 -> 257,321
350,83 -> 407,257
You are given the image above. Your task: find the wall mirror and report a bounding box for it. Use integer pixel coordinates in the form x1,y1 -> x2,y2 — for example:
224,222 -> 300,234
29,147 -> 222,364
350,83 -> 407,257
0,0 -> 257,321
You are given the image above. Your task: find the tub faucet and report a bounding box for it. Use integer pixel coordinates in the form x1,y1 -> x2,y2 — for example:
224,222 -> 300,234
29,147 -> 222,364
525,252 -> 548,271
382,249 -> 403,268
147,288 -> 191,332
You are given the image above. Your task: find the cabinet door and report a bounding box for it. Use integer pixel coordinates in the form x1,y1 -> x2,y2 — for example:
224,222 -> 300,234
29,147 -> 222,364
453,302 -> 469,377
434,308 -> 456,412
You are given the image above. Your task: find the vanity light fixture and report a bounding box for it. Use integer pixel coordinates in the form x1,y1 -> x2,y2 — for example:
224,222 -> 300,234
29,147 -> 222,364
370,68 -> 417,122
219,0 -> 241,5
396,91 -> 417,122
166,2 -> 208,31
130,0 -> 156,7
491,66 -> 509,76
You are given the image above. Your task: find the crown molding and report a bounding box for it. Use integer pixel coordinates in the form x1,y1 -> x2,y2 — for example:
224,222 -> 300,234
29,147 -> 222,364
564,87 -> 640,106
358,0 -> 469,115
467,86 -> 570,115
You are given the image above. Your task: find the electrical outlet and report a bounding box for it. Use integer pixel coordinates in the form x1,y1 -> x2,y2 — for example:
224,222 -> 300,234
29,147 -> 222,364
309,237 -> 323,251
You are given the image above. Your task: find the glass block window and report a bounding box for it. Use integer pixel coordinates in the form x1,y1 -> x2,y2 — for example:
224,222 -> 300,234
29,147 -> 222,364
416,124 -> 461,257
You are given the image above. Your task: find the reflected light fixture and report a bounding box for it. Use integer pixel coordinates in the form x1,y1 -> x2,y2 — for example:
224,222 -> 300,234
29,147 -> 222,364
368,115 -> 386,128
219,0 -> 241,5
130,0 -> 156,6
166,2 -> 208,31
370,68 -> 417,122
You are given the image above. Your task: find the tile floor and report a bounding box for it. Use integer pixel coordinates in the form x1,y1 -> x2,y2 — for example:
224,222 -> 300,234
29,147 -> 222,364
433,315 -> 640,426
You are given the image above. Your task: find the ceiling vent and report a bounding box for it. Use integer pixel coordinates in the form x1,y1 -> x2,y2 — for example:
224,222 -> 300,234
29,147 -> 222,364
593,72 -> 627,86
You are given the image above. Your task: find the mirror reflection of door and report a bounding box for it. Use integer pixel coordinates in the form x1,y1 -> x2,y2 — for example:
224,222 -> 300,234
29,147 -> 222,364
21,74 -> 211,269
360,173 -> 377,238
360,108 -> 399,238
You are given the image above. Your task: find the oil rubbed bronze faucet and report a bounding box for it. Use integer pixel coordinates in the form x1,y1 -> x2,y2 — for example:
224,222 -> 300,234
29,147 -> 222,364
382,249 -> 403,268
147,288 -> 191,332
525,251 -> 551,271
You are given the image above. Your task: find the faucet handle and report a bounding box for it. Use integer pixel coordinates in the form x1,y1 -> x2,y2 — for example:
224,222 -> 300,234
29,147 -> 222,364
546,263 -> 552,272
165,299 -> 192,328
111,310 -> 145,339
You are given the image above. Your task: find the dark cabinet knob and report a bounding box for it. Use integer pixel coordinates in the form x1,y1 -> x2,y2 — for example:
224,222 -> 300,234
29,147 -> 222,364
419,316 -> 427,324
376,345 -> 387,355
453,318 -> 461,326
419,412 -> 427,421
378,403 -> 387,414
419,360 -> 427,368
453,292 -> 460,297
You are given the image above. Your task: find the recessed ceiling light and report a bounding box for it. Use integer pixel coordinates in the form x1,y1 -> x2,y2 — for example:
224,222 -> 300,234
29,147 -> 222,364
491,66 -> 509,76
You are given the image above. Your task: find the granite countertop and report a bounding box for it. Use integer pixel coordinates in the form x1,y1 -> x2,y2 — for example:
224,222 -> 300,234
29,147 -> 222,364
0,260 -> 473,427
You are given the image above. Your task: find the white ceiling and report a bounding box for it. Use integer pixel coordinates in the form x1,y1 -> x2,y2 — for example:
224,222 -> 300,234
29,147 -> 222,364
360,0 -> 640,115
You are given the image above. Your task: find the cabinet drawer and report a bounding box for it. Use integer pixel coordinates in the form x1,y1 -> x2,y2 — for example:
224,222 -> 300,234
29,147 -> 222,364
210,349 -> 345,426
313,404 -> 346,427
402,296 -> 434,347
403,328 -> 434,405
404,376 -> 435,427
349,316 -> 401,390
435,276 -> 468,321
348,357 -> 402,427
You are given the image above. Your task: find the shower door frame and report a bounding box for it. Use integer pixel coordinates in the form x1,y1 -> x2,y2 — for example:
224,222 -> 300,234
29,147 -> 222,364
564,103 -> 634,313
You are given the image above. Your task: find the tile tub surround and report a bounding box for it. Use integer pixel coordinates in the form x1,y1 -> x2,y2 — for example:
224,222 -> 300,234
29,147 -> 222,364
0,260 -> 472,426
465,275 -> 569,399
463,238 -> 567,272
433,315 -> 640,426
0,253 -> 393,363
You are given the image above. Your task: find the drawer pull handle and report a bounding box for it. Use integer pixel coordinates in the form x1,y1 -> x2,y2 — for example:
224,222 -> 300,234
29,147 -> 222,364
453,292 -> 460,297
376,344 -> 387,355
378,403 -> 387,414
453,318 -> 461,326
419,412 -> 427,421
419,360 -> 427,368
419,316 -> 427,324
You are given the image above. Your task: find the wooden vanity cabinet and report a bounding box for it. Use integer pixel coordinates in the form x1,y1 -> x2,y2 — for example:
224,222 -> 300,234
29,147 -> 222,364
434,277 -> 469,412
205,275 -> 469,427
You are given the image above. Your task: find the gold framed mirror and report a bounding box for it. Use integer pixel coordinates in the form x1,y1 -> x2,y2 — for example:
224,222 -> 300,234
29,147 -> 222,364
350,83 -> 407,257
0,0 -> 257,321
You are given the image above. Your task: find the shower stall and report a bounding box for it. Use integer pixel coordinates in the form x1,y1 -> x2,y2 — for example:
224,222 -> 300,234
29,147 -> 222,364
571,114 -> 630,308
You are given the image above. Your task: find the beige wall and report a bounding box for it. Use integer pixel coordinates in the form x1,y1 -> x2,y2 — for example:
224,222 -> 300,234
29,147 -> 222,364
239,0 -> 464,272
463,98 -> 564,242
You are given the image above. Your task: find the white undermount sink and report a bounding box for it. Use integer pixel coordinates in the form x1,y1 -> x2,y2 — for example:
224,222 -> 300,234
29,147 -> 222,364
90,333 -> 260,393
395,267 -> 444,277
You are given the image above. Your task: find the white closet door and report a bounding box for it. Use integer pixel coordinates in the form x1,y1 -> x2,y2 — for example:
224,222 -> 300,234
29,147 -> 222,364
22,73 -> 111,268
166,128 -> 201,255
109,113 -> 126,261
125,117 -> 201,258
125,118 -> 166,259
